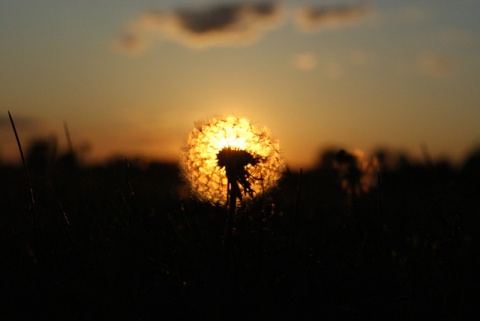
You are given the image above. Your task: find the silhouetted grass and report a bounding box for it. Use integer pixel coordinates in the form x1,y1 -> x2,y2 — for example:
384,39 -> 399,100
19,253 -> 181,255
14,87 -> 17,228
1,141 -> 480,320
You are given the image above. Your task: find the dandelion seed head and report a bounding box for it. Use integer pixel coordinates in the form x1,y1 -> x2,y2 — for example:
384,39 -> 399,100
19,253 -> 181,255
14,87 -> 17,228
180,115 -> 285,205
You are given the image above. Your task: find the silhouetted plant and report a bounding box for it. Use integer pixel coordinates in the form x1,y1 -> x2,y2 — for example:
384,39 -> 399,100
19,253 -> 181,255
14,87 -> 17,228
335,149 -> 378,202
180,116 -> 286,243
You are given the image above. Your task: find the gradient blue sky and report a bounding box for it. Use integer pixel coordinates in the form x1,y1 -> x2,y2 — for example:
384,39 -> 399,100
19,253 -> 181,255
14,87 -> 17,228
1,0 -> 479,169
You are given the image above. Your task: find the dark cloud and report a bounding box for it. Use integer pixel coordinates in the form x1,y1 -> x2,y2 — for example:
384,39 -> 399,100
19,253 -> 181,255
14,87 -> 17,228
176,2 -> 277,34
113,2 -> 284,53
294,3 -> 373,31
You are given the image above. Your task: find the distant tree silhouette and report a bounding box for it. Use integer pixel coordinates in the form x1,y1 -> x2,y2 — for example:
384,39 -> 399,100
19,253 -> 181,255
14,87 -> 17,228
462,147 -> 480,190
463,147 -> 480,174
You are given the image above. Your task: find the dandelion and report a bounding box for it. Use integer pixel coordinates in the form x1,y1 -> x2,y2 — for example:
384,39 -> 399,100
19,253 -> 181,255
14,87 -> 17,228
180,115 -> 286,207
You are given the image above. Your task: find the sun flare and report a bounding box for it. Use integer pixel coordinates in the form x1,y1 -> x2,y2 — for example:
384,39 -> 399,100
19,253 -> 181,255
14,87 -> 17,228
180,116 -> 285,205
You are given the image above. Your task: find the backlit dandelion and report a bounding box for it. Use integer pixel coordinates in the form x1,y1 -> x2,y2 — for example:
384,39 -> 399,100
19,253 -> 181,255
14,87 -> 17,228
180,116 -> 286,207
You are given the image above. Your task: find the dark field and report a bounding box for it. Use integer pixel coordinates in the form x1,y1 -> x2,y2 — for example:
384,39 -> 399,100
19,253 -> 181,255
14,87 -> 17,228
1,145 -> 480,320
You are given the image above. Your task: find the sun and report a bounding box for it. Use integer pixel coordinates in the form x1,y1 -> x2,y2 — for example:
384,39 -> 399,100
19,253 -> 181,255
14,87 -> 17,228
180,115 -> 286,206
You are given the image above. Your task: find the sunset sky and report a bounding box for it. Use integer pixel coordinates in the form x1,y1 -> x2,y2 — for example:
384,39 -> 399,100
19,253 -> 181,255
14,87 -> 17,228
1,0 -> 479,169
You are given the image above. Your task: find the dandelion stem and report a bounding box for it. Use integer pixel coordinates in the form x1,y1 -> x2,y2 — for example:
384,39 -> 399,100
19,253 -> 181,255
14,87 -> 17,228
225,180 -> 237,249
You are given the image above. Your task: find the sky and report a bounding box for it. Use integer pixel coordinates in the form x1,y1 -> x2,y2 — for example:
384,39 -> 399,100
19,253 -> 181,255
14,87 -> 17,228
1,0 -> 480,170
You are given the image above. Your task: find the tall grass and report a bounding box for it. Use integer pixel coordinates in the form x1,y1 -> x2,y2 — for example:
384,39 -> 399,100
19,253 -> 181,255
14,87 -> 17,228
8,111 -> 37,248
1,132 -> 479,320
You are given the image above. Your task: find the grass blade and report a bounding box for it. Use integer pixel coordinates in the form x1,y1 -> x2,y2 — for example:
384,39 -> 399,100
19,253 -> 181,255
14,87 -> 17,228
8,111 -> 36,244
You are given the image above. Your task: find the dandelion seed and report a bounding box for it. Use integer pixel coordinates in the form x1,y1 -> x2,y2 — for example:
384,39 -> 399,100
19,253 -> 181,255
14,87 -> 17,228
180,116 -> 285,206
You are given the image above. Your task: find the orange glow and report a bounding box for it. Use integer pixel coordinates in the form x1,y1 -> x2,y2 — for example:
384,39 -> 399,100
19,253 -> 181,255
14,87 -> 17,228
180,116 -> 286,206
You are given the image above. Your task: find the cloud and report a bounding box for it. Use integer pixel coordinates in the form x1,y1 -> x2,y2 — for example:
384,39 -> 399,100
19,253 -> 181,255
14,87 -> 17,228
113,2 -> 284,53
293,52 -> 317,71
418,51 -> 457,77
292,48 -> 373,76
294,3 -> 373,32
